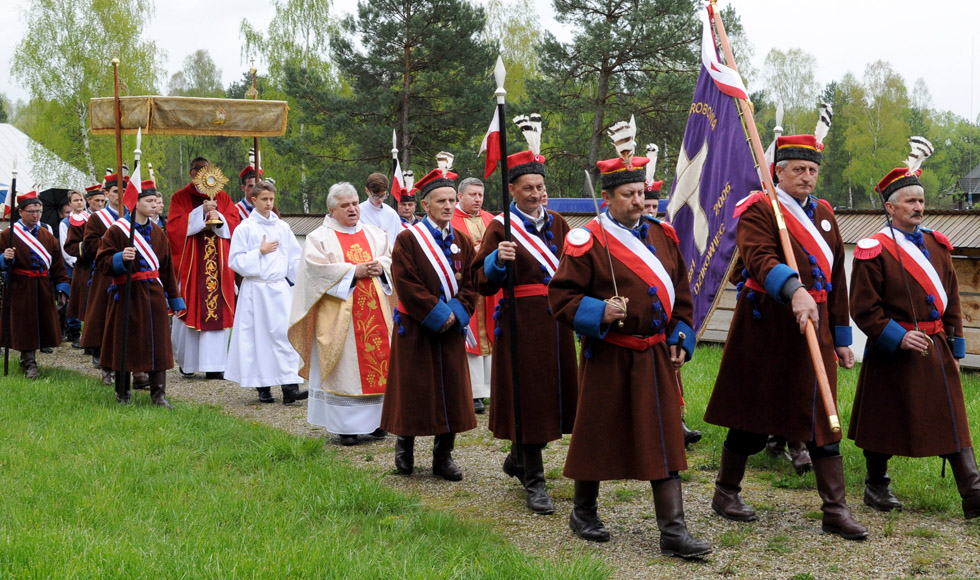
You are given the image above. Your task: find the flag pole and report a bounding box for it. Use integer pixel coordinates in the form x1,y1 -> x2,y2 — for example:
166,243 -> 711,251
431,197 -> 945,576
3,158 -> 18,376
709,3 -> 840,433
116,129 -> 141,395
493,56 -> 524,448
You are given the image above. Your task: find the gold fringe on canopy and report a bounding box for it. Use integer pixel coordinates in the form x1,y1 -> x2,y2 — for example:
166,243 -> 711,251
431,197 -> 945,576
90,96 -> 289,137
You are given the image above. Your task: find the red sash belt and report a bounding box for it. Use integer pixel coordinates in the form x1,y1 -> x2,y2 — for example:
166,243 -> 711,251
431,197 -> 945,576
12,268 -> 47,278
601,332 -> 665,351
898,320 -> 943,335
513,284 -> 548,298
744,278 -> 827,304
112,270 -> 159,285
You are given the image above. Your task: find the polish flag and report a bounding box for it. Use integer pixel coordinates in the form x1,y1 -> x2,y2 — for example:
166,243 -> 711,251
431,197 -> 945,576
391,156 -> 405,202
478,107 -> 501,179
122,161 -> 141,213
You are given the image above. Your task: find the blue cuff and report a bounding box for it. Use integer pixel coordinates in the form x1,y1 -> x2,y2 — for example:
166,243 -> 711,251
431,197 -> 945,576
421,300 -> 453,333
834,326 -> 852,347
484,250 -> 507,284
667,320 -> 696,361
447,298 -> 470,329
0,255 -> 11,270
764,264 -> 798,304
876,319 -> 906,354
168,297 -> 186,312
56,283 -> 71,296
574,296 -> 610,339
953,336 -> 966,359
112,252 -> 127,275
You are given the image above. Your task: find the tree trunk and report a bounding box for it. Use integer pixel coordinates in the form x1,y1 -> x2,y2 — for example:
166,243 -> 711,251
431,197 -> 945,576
587,63 -> 612,183
300,123 -> 309,213
400,8 -> 412,170
76,99 -> 96,181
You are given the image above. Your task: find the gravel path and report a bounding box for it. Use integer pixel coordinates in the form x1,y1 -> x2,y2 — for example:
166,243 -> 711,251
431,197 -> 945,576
45,345 -> 980,579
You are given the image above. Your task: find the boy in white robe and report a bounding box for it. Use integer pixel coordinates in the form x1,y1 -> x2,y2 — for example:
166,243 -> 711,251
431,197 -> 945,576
226,181 -> 307,404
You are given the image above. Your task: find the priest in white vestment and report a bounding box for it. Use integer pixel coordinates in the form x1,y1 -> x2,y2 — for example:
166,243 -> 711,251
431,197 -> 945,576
226,181 -> 307,404
289,182 -> 394,446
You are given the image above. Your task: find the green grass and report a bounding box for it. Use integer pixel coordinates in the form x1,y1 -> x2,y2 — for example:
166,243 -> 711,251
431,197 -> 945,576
0,369 -> 607,579
682,344 -> 980,515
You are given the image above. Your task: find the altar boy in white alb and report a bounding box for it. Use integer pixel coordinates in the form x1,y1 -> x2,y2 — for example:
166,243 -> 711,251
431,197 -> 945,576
226,181 -> 307,404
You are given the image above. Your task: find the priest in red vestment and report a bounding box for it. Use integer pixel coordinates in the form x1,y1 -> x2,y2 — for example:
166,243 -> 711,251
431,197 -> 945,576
166,157 -> 241,379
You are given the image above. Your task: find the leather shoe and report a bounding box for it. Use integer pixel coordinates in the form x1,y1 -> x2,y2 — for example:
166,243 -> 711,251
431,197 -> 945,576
474,398 -> 486,414
102,369 -> 115,386
205,371 -> 224,380
257,387 -> 274,403
339,435 -> 359,446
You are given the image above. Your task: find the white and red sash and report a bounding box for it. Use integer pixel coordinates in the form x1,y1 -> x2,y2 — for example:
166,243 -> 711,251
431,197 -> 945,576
236,200 -> 252,221
93,207 -> 121,230
111,218 -> 161,274
873,226 -> 947,317
13,222 -> 52,270
408,221 -> 458,301
776,188 -> 834,277
585,213 -> 676,321
492,212 -> 559,277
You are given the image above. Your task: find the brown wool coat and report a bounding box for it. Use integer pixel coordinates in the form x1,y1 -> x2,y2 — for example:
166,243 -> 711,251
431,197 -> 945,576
96,222 -> 181,372
703,196 -> 849,447
0,226 -> 69,350
471,210 -> 578,444
548,219 -> 692,481
848,230 -> 971,457
80,209 -> 121,349
379,225 -> 478,437
64,220 -> 91,320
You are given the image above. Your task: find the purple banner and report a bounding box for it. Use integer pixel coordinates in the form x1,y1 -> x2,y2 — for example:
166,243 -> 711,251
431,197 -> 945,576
666,64 -> 759,337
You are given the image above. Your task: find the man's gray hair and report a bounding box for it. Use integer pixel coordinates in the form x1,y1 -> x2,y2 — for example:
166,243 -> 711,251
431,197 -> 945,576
458,177 -> 484,196
886,184 -> 924,205
327,182 -> 359,211
776,160 -> 789,170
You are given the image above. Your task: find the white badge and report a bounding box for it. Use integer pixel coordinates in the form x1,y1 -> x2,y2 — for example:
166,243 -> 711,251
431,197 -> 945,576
821,219 -> 832,232
450,243 -> 459,254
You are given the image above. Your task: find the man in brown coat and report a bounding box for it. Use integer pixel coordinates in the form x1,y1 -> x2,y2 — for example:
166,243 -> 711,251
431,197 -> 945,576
0,192 -> 70,378
549,143 -> 709,559
472,148 -> 578,515
848,152 -> 980,517
379,164 -> 478,481
703,134 -> 867,540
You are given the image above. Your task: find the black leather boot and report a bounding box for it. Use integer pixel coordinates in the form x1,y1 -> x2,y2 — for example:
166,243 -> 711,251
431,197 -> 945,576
132,372 -> 150,390
946,447 -> 980,519
20,350 -> 38,379
788,440 -> 813,475
115,371 -> 131,404
394,435 -> 415,475
432,433 -> 462,481
502,442 -> 525,485
652,477 -> 712,559
522,444 -> 554,515
863,451 -> 901,511
569,480 -> 609,542
813,455 -> 868,540
256,387 -> 274,403
281,384 -> 308,404
682,417 -> 701,446
149,371 -> 174,409
765,435 -> 786,457
712,446 -> 757,521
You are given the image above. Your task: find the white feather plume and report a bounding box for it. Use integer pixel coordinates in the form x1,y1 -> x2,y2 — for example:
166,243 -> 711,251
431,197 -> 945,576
148,162 -> 155,181
904,136 -> 935,173
606,115 -> 637,165
249,147 -> 255,166
513,113 -> 542,156
814,102 -> 833,146
645,143 -> 659,184
404,170 -> 414,190
436,151 -> 454,175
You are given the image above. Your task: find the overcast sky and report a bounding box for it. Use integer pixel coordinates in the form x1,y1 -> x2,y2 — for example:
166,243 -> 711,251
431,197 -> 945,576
2,0 -> 979,121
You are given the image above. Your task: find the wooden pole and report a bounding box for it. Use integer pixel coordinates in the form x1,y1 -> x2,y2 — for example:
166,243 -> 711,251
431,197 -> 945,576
3,159 -> 17,376
709,4 -> 840,433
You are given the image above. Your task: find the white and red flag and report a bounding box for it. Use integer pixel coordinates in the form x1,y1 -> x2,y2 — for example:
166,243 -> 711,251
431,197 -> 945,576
478,107 -> 502,179
122,161 -> 141,213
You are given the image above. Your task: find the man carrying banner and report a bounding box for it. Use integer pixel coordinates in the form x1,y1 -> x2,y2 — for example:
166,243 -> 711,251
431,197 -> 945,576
80,174 -> 129,385
848,139 -> 980,518
63,185 -> 103,348
96,180 -> 184,407
379,162 -> 478,481
548,123 -> 709,558
0,191 -> 70,379
167,157 -> 241,379
473,122 -> 577,515
703,130 -> 867,540
452,176 -> 496,414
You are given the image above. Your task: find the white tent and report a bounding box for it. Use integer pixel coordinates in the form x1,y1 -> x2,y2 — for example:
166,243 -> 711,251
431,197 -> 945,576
0,123 -> 88,196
